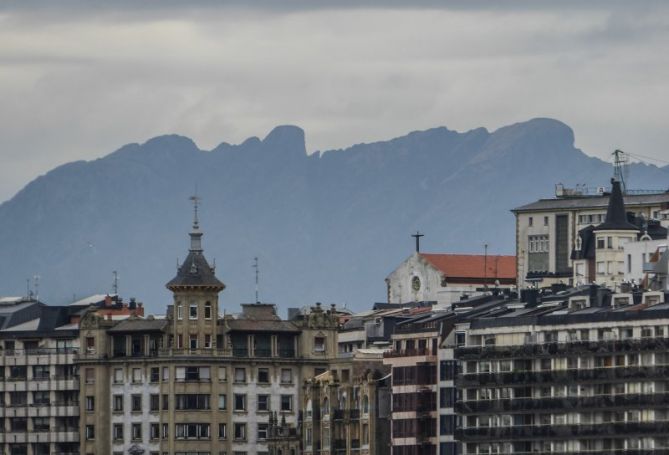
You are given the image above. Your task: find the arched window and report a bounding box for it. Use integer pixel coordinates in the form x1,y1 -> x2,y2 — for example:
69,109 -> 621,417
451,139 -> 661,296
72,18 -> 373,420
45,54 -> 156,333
322,397 -> 329,415
362,395 -> 369,414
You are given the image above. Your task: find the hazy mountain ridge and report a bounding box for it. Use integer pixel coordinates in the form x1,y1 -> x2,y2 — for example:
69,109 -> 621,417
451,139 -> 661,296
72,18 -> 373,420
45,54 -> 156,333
1,118 -> 668,313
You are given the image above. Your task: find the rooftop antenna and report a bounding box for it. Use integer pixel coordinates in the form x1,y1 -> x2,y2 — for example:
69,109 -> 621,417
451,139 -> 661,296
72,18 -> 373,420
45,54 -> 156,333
33,274 -> 40,301
612,149 -> 629,193
112,270 -> 119,295
411,231 -> 424,253
253,257 -> 260,303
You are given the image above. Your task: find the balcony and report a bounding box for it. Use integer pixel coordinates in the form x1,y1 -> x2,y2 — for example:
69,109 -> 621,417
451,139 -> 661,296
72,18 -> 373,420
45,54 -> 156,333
254,348 -> 272,358
278,348 -> 296,358
456,365 -> 669,387
332,409 -> 345,421
384,347 -> 437,359
456,337 -> 669,361
456,421 -> 668,441
455,392 -> 669,414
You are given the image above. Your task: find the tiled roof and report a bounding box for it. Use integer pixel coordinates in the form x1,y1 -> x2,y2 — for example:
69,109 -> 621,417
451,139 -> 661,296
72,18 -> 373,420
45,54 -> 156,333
420,253 -> 516,281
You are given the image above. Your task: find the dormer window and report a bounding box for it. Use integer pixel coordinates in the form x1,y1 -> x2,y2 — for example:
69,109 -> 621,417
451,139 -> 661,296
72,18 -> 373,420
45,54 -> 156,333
189,304 -> 198,320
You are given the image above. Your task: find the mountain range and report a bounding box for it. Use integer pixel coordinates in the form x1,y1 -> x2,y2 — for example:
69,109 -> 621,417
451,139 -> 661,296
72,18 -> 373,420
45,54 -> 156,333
1,118 -> 668,314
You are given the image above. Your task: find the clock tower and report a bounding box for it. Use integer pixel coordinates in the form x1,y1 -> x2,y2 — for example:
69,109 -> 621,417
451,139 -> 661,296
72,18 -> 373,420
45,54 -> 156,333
166,196 -> 225,350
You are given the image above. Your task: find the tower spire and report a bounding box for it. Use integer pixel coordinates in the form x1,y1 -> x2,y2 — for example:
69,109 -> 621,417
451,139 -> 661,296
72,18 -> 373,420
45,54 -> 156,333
189,195 -> 203,252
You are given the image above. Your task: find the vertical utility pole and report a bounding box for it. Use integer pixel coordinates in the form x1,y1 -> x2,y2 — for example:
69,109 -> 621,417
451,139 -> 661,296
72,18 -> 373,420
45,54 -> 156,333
33,275 -> 40,301
253,257 -> 260,303
411,231 -> 425,253
484,243 -> 488,289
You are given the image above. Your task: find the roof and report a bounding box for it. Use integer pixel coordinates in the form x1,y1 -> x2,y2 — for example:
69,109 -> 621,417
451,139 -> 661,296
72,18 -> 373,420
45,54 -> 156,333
594,179 -> 640,231
227,319 -> 300,333
166,250 -> 225,290
513,191 -> 669,213
419,253 -> 516,281
69,294 -> 117,306
107,318 -> 168,333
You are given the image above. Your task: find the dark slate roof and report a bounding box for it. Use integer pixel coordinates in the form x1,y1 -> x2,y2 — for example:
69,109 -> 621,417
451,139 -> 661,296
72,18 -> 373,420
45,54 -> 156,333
166,251 -> 225,290
513,191 -> 669,213
227,319 -> 300,333
107,318 -> 168,333
595,180 -> 640,231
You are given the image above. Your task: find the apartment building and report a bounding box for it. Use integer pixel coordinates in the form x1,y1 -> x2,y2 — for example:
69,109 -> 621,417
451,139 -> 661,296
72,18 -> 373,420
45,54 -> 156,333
0,297 -> 86,455
513,182 -> 669,287
76,208 -> 339,455
454,286 -> 669,454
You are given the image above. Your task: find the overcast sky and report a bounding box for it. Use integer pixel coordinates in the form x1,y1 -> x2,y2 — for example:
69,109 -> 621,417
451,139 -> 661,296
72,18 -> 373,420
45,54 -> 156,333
1,1 -> 668,202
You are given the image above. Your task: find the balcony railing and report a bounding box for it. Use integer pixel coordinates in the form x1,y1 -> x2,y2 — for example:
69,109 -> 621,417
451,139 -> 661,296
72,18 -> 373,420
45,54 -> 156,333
456,337 -> 669,360
384,347 -> 436,358
456,421 -> 668,440
2,348 -> 78,356
455,392 -> 669,414
457,365 -> 669,387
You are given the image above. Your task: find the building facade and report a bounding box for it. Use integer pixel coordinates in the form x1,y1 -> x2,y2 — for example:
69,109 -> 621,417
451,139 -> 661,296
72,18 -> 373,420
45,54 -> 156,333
513,184 -> 669,288
76,209 -> 339,455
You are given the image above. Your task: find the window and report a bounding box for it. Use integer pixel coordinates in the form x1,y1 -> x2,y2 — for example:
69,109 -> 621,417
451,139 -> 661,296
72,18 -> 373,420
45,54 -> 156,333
189,304 -> 198,319
113,395 -> 124,412
175,394 -> 210,410
257,394 -> 270,411
218,394 -> 227,410
150,367 -> 160,383
86,396 -> 95,412
234,423 -> 246,441
528,235 -> 549,253
150,394 -> 160,411
528,217 -> 533,227
162,394 -> 169,410
257,423 -> 269,440
177,304 -> 183,320
162,423 -> 169,439
176,366 -> 210,381
544,216 -> 549,226
218,423 -> 227,439
218,367 -> 227,382
281,395 -> 293,412
204,302 -> 212,319
234,368 -> 246,383
85,368 -> 95,384
33,391 -> 49,406
280,368 -> 293,384
234,394 -> 246,411
177,334 -> 183,349
113,424 -> 123,440
175,423 -> 210,440
33,365 -> 49,379
150,423 -> 160,440
86,425 -> 95,440
131,423 -> 142,440
597,237 -> 605,249
131,394 -> 142,412
132,368 -> 142,383
258,368 -> 270,383
204,334 -> 212,349
33,417 -> 49,432
190,334 -> 198,350
162,367 -> 169,381
314,336 -> 325,352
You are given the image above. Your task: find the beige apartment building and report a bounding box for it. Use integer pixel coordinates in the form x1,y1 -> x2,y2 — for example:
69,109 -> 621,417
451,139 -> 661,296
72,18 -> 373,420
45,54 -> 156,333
513,183 -> 669,288
76,210 -> 339,455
